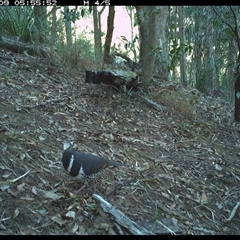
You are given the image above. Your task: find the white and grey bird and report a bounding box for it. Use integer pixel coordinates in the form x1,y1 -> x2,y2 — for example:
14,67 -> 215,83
62,140 -> 124,193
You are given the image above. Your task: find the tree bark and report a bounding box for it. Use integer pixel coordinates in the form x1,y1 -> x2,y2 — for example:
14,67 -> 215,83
178,6 -> 187,86
141,6 -> 157,91
227,38 -> 236,103
135,6 -> 148,68
93,6 -> 104,61
64,6 -> 72,48
194,7 -> 204,92
50,6 -> 57,60
103,6 -> 115,64
235,69 -> 240,121
136,6 -> 168,91
33,6 -> 47,44
154,6 -> 169,82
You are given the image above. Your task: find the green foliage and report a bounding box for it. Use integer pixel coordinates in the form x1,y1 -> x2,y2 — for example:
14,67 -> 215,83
167,6 -> 240,101
61,7 -> 80,23
61,6 -> 92,24
75,35 -> 95,59
120,35 -> 139,52
0,6 -> 34,42
57,32 -> 95,70
114,35 -> 139,62
168,38 -> 193,71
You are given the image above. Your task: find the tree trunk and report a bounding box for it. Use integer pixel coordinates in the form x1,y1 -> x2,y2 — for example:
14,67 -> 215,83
33,6 -> 47,44
178,6 -> 187,86
154,6 -> 169,82
141,6 -> 157,91
135,6 -> 148,68
103,6 -> 115,64
235,68 -> 240,121
93,6 -> 104,61
227,38 -> 236,103
50,6 -> 57,60
194,8 -> 204,92
169,6 -> 178,82
203,7 -> 218,95
64,6 -> 72,48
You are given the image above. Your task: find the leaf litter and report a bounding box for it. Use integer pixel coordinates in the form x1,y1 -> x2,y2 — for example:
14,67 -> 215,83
0,50 -> 240,234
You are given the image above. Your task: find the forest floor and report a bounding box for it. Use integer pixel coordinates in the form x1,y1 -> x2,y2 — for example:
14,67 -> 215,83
0,49 -> 240,235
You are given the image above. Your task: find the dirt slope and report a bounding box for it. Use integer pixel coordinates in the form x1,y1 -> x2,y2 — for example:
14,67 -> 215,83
0,50 -> 240,235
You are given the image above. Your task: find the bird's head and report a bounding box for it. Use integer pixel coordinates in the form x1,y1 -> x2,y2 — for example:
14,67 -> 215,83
63,140 -> 72,151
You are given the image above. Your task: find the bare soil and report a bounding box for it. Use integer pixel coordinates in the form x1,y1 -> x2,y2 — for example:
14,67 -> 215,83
0,50 -> 240,235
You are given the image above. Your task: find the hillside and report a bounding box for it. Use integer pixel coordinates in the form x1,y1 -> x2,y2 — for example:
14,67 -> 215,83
0,49 -> 240,235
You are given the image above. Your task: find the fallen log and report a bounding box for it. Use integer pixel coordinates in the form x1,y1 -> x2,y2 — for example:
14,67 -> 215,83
85,70 -> 140,90
0,36 -> 50,57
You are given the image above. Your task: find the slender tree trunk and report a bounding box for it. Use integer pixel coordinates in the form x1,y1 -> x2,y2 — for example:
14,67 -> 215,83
194,8 -> 204,92
154,6 -> 169,82
235,68 -> 240,121
103,6 -> 115,64
170,6 -> 178,82
227,38 -> 236,102
204,8 -> 218,95
64,6 -> 72,48
179,6 -> 187,86
33,6 -> 47,44
50,6 -> 57,60
135,6 -> 147,67
141,6 -> 157,91
136,6 -> 168,91
93,6 -> 104,61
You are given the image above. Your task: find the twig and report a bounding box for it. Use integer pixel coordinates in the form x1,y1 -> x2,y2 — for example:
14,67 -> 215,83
114,223 -> 124,235
225,201 -> 240,222
9,170 -> 30,183
156,220 -> 176,235
138,95 -> 165,111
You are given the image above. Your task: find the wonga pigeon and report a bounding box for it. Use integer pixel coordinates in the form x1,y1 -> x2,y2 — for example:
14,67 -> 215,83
62,140 -> 124,193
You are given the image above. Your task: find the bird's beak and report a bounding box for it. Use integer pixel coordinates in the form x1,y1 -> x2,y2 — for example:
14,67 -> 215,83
63,140 -> 72,151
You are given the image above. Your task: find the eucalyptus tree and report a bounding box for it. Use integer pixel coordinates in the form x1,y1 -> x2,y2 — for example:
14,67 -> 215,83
62,6 -> 73,47
154,6 -> 169,82
178,6 -> 187,86
103,6 -> 115,64
193,6 -> 218,95
93,6 -> 105,61
211,6 -> 240,120
50,6 -> 57,59
135,6 -> 169,91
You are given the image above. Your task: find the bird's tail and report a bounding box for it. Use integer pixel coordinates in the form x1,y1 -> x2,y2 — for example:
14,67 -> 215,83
109,161 -> 125,167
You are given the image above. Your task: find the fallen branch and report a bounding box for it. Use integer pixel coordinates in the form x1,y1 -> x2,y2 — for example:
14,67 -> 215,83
92,193 -> 154,235
0,36 -> 51,57
131,92 -> 166,112
139,95 -> 165,111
